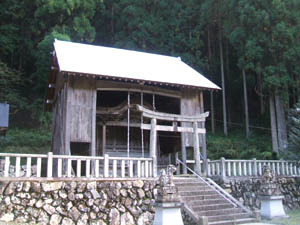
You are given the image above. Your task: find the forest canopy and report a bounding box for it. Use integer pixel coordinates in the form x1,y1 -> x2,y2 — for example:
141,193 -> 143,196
0,0 -> 299,158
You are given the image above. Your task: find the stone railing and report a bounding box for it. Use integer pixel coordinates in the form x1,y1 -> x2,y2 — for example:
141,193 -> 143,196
0,153 -> 154,178
207,158 -> 300,179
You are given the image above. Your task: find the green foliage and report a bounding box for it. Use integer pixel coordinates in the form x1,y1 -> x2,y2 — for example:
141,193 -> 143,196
0,128 -> 51,154
288,101 -> 300,155
206,130 -> 273,160
32,31 -> 71,96
0,0 -> 299,157
0,61 -> 27,110
227,0 -> 300,94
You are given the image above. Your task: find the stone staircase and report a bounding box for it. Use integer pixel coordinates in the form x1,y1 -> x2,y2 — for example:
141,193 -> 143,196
174,177 -> 258,225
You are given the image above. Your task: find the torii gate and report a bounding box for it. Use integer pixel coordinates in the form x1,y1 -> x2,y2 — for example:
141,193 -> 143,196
137,105 -> 209,176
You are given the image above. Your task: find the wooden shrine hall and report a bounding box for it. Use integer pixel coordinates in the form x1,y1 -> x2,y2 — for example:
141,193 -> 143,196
45,40 -> 220,176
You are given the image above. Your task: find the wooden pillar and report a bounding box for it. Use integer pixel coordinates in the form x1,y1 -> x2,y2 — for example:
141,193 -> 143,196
102,125 -> 106,155
199,91 -> 207,174
90,88 -> 97,176
64,79 -> 71,156
91,89 -> 96,157
127,91 -> 130,157
193,121 -> 201,175
63,79 -> 72,176
150,118 -> 157,177
181,134 -> 187,174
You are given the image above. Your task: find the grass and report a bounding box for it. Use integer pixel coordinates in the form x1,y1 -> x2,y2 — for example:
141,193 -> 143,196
261,209 -> 300,225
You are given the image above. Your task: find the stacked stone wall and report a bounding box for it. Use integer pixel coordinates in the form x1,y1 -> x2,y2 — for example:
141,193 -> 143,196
221,177 -> 300,210
0,179 -> 158,225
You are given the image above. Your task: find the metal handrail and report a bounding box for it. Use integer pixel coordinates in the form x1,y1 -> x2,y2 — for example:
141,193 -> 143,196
176,158 -> 252,214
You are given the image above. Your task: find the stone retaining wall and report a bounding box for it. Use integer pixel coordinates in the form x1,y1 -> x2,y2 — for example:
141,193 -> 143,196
0,179 -> 158,225
223,177 -> 300,210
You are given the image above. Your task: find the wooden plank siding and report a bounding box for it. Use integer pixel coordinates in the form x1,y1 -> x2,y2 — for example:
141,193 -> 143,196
180,89 -> 205,173
51,82 -> 67,155
69,79 -> 95,143
180,89 -> 203,146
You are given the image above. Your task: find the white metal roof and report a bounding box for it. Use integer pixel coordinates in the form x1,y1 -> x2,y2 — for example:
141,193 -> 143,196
54,39 -> 220,90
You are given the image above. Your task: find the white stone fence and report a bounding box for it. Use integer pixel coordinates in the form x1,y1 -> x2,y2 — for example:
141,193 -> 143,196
207,157 -> 300,179
0,152 -> 154,178
175,156 -> 300,179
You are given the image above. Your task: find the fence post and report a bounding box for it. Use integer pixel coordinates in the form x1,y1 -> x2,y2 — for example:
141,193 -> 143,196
47,152 -> 53,178
207,159 -> 211,177
168,153 -> 172,165
253,158 -> 257,176
220,157 -> 226,181
280,158 -> 285,175
4,157 -> 10,177
175,152 -> 180,175
104,154 -> 109,178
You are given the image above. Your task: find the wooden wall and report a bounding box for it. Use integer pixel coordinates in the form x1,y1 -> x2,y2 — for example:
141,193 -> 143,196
51,76 -> 97,157
51,76 -> 206,162
69,79 -> 95,143
51,82 -> 68,155
180,89 -> 202,147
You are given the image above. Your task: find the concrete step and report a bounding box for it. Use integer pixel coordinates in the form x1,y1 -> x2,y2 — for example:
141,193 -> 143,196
177,185 -> 211,192
192,203 -> 235,211
174,178 -> 202,183
188,199 -> 229,206
181,193 -> 225,200
174,177 -> 256,225
208,212 -> 252,223
196,208 -> 244,217
179,190 -> 217,196
174,180 -> 206,186
208,217 -> 257,225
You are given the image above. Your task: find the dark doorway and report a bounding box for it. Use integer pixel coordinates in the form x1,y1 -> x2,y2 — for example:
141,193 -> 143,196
71,142 -> 90,176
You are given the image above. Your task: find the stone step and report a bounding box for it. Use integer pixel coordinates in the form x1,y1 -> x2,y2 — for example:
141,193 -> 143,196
181,194 -> 225,201
188,199 -> 229,206
179,190 -> 217,196
208,217 -> 257,225
174,180 -> 206,186
195,207 -> 244,217
174,178 -> 203,183
174,177 -> 256,225
207,212 -> 252,223
192,203 -> 235,211
177,185 -> 211,191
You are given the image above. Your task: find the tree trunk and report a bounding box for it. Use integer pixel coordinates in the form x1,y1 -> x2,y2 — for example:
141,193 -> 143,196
219,30 -> 227,136
257,64 -> 264,114
269,95 -> 279,154
207,27 -> 215,134
242,69 -> 249,139
275,93 -> 288,152
210,91 -> 215,134
111,4 -> 114,43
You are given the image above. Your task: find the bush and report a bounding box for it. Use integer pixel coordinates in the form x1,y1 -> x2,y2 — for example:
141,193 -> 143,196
0,128 -> 51,154
206,130 -> 273,160
288,100 -> 300,156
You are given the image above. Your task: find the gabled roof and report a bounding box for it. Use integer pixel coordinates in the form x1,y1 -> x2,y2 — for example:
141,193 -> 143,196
53,39 -> 220,90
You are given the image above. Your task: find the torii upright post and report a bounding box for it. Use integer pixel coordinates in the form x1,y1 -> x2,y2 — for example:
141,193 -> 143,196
150,118 -> 158,177
193,121 -> 201,175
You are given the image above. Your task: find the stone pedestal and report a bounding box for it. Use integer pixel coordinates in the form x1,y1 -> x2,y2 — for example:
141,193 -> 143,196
257,165 -> 288,220
153,202 -> 184,225
154,165 -> 184,225
259,195 -> 287,220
